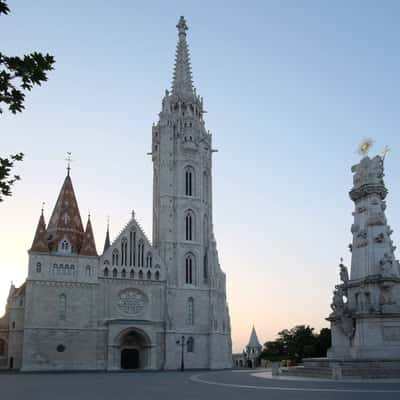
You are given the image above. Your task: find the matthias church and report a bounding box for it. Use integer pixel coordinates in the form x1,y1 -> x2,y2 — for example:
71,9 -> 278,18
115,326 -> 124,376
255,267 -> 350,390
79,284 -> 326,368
0,17 -> 232,371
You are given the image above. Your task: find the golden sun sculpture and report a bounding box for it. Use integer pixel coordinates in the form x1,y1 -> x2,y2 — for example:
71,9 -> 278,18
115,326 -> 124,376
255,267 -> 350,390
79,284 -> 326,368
357,138 -> 374,156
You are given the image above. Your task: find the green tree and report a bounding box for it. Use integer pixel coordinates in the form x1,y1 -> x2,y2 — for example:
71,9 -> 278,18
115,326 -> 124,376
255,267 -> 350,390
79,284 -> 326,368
1,0 -> 55,201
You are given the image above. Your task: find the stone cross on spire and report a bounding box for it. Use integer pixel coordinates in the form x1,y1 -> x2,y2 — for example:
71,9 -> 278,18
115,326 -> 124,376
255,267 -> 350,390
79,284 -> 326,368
172,16 -> 195,99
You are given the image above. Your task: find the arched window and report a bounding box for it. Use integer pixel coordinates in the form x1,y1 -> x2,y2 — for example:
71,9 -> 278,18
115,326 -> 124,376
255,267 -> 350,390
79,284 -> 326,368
86,265 -> 91,276
129,230 -> 136,266
0,339 -> 5,356
185,254 -> 194,285
121,268 -> 126,278
203,253 -> 208,281
121,238 -> 128,267
112,268 -> 118,278
112,249 -> 119,266
187,297 -> 194,325
147,270 -> 151,280
185,211 -> 194,241
104,267 -> 109,277
130,269 -> 134,279
59,294 -> 66,321
185,167 -> 194,196
146,252 -> 153,268
155,271 -> 160,281
203,171 -> 209,202
138,240 -> 145,267
187,337 -> 194,353
59,239 -> 71,253
139,270 -> 143,280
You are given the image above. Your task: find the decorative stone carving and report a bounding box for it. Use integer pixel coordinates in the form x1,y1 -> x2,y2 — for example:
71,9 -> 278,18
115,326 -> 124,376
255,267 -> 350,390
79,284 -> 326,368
331,287 -> 345,316
380,253 -> 398,278
339,263 -> 349,284
357,206 -> 366,214
366,212 -> 386,226
357,229 -> 367,239
117,289 -> 146,315
351,224 -> 359,234
374,233 -> 385,243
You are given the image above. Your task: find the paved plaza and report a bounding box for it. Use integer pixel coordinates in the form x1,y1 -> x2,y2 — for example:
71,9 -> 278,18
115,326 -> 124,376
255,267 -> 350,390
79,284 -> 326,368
1,370 -> 400,400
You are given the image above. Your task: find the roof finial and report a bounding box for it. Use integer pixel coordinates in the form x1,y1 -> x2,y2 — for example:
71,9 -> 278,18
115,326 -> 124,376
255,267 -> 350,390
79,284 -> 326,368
65,152 -> 73,176
41,202 -> 45,215
177,16 -> 188,37
106,215 -> 110,230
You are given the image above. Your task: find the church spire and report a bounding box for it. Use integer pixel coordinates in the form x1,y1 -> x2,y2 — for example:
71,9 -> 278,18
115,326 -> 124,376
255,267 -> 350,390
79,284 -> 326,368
171,16 -> 195,99
103,217 -> 111,253
247,326 -> 261,349
80,214 -> 98,256
30,205 -> 48,253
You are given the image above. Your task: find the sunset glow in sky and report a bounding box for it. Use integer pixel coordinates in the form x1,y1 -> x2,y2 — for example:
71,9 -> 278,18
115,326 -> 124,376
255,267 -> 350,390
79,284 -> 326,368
1,0 -> 400,352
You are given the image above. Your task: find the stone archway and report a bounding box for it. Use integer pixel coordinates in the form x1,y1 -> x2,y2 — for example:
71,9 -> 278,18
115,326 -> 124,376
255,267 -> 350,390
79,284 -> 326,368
119,329 -> 150,370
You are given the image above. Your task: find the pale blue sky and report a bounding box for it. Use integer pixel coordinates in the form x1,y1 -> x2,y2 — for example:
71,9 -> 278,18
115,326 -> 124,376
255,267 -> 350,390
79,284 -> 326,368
1,0 -> 400,351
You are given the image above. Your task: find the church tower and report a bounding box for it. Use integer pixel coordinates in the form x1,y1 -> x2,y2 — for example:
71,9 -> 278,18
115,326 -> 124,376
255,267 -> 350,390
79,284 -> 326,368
152,17 -> 232,369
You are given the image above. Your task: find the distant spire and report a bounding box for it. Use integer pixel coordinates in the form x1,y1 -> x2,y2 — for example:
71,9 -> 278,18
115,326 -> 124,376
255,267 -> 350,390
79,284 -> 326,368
65,152 -> 73,176
30,207 -> 48,253
103,217 -> 111,253
171,16 -> 195,99
247,326 -> 261,349
80,214 -> 98,256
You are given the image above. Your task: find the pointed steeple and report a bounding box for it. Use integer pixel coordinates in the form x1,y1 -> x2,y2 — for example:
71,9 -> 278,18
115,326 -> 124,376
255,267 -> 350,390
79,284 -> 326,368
247,326 -> 261,349
103,219 -> 111,254
80,214 -> 98,256
171,16 -> 195,99
47,173 -> 84,254
30,207 -> 49,253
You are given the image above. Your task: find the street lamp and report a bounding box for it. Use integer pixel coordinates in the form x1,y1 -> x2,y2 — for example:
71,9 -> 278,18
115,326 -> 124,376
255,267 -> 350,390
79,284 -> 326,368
176,335 -> 186,371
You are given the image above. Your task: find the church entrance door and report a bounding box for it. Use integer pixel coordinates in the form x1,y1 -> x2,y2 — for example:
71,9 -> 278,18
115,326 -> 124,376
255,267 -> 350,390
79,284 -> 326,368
121,349 -> 139,370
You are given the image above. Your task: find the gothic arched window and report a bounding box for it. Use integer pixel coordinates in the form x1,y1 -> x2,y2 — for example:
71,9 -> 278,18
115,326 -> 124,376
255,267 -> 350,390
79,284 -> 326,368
36,262 -> 42,273
59,239 -> 71,253
146,252 -> 153,268
185,167 -> 194,196
187,297 -> 194,325
112,268 -> 118,278
86,265 -> 91,276
121,268 -> 126,279
121,238 -> 128,267
138,240 -> 145,267
130,230 -> 136,266
185,211 -> 194,241
104,267 -> 109,277
112,249 -> 119,266
155,271 -> 160,281
185,254 -> 195,285
130,269 -> 134,279
187,337 -> 194,353
147,270 -> 151,280
203,171 -> 209,202
139,270 -> 143,280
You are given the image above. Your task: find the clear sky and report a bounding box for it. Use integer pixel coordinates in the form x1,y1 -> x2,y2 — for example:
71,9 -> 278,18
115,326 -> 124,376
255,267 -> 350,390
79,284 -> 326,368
1,0 -> 400,353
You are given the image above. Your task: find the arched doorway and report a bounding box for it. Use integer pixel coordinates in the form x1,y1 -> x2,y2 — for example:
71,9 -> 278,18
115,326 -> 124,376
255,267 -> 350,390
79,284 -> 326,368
121,349 -> 139,369
119,329 -> 150,370
247,359 -> 253,368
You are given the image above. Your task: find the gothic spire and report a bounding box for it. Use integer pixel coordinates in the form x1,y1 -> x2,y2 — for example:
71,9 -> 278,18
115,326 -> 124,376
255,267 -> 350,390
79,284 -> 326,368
46,173 -> 85,254
80,214 -> 98,256
247,326 -> 261,348
30,207 -> 48,253
103,218 -> 111,253
171,16 -> 195,99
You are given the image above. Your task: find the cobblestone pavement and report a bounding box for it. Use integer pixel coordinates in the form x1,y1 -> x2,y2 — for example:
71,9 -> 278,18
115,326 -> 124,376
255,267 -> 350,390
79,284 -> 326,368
1,369 -> 400,400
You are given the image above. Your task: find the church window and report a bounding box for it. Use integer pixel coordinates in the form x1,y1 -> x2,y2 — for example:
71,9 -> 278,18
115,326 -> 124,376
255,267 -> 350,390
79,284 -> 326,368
185,254 -> 194,284
112,249 -> 119,266
187,337 -> 194,353
185,167 -> 194,196
187,297 -> 194,325
121,238 -> 128,266
0,339 -> 5,356
203,171 -> 209,203
129,230 -> 136,266
59,239 -> 71,253
59,294 -> 66,321
155,271 -> 160,280
56,344 -> 66,353
121,268 -> 126,278
139,270 -> 143,280
203,253 -> 208,281
86,265 -> 91,276
138,240 -> 145,267
104,267 -> 109,277
185,211 -> 194,241
112,268 -> 118,278
11,321 -> 15,329
36,262 -> 42,273
146,252 -> 153,268
147,270 -> 151,280
130,269 -> 134,279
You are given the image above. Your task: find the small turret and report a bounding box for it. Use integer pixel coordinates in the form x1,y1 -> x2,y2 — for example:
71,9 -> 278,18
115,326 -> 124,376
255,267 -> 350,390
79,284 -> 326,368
30,206 -> 48,253
80,214 -> 98,256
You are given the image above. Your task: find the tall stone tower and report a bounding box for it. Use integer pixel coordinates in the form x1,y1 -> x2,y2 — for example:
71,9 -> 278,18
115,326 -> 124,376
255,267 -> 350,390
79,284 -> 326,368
151,16 -> 232,369
327,150 -> 400,377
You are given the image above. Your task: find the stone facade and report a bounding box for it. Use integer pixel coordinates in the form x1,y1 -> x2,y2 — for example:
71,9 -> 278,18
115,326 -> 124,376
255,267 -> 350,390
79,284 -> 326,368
0,16 -> 232,371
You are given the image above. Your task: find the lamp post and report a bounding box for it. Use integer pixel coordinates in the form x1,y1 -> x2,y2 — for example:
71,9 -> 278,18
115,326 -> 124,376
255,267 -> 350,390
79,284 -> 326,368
176,335 -> 186,371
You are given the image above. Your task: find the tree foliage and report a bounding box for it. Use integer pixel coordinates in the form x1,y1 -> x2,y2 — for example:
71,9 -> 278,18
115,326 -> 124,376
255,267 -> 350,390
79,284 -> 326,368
0,0 -> 55,114
260,325 -> 331,364
0,153 -> 24,202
